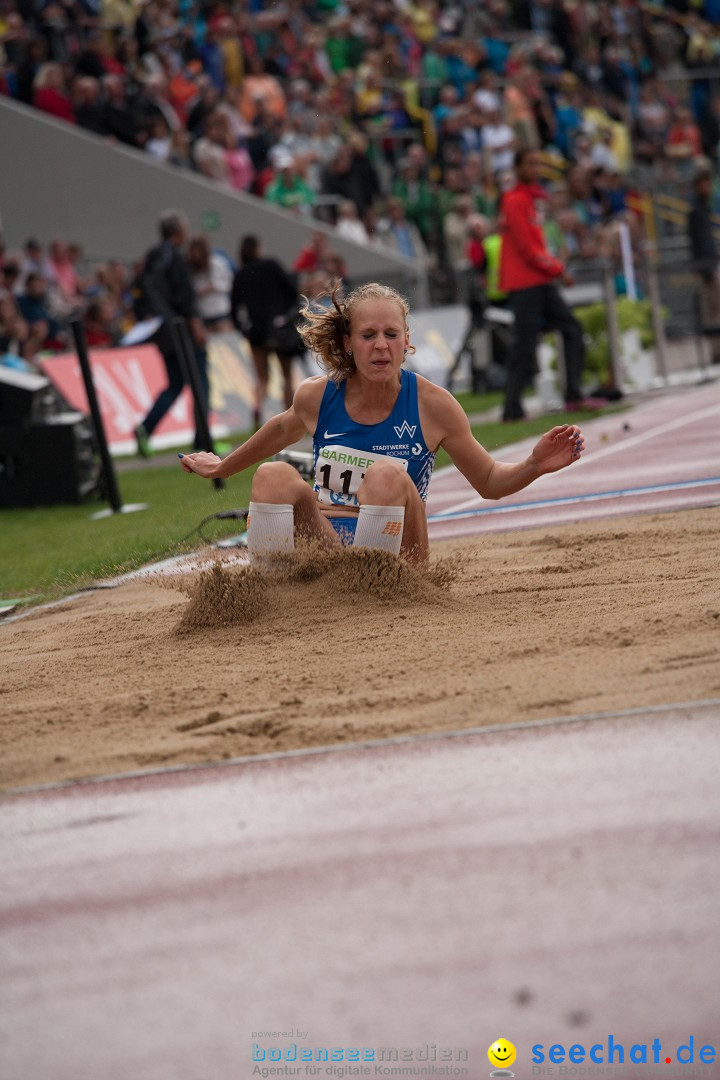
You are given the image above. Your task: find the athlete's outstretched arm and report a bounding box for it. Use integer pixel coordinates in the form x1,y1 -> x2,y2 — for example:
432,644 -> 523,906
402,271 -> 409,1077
431,391 -> 584,500
179,378 -> 323,480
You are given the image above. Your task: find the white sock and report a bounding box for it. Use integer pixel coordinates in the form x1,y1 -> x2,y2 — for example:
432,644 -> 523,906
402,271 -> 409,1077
353,504 -> 405,556
247,502 -> 294,562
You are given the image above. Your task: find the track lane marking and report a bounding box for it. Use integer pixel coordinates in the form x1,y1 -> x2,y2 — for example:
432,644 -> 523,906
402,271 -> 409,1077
427,476 -> 720,522
438,402 -> 720,516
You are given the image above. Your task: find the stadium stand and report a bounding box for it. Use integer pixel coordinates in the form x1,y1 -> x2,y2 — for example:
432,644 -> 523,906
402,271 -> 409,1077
1,0 -> 718,367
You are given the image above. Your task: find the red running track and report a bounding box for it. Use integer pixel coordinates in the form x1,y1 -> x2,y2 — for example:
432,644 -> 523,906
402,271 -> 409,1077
426,379 -> 720,539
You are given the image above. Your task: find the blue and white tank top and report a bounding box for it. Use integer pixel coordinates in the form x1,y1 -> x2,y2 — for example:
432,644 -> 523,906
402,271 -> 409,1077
312,369 -> 436,509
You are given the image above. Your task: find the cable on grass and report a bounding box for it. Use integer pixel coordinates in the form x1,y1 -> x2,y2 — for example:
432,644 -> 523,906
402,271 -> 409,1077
73,508 -> 250,594
175,507 -> 249,548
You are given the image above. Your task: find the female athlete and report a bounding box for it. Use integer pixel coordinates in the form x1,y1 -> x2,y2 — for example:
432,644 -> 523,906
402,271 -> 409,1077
179,282 -> 584,566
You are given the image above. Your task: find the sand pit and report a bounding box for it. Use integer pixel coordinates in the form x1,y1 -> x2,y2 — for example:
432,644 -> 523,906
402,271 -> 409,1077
2,505 -> 719,791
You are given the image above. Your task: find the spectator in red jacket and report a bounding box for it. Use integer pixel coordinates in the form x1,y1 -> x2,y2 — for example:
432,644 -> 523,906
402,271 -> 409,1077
499,148 -> 601,421
293,230 -> 330,288
32,62 -> 75,124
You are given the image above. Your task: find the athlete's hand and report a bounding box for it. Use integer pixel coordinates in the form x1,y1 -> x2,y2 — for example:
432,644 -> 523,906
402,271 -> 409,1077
178,451 -> 223,478
530,425 -> 584,474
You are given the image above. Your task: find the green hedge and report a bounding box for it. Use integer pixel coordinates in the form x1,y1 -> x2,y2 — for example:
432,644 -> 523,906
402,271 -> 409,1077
574,299 -> 656,381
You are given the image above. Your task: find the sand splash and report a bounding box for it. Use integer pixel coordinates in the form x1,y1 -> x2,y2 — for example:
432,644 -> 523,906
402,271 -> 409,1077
176,562 -> 268,632
174,545 -> 468,634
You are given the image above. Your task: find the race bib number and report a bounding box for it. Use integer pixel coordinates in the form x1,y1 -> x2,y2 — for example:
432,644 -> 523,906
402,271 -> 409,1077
314,444 -> 408,507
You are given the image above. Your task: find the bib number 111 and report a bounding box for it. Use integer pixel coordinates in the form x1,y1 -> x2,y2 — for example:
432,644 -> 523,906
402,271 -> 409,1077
318,464 -> 361,496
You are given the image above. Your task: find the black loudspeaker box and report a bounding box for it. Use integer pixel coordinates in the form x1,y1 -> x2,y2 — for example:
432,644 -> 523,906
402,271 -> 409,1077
0,412 -> 101,508
0,366 -> 52,426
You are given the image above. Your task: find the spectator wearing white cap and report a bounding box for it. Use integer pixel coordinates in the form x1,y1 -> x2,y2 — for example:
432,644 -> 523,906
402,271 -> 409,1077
481,105 -> 516,176
335,200 -> 370,245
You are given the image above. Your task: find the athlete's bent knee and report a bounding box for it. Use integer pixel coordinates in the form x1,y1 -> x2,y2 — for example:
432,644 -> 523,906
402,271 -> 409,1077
358,458 -> 411,504
251,461 -> 306,502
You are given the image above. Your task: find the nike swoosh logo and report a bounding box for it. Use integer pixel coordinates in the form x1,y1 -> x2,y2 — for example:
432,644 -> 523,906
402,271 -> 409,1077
323,430 -> 347,439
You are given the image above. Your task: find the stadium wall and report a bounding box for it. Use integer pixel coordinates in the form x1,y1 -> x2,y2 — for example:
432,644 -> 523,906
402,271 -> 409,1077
0,97 -> 429,305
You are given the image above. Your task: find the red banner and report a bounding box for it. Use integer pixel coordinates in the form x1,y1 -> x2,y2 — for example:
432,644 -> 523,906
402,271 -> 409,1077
40,344 -> 190,454
39,333 -> 287,455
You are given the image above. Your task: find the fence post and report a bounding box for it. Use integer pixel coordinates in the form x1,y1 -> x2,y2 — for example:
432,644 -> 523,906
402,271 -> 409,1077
643,248 -> 669,386
70,318 -> 122,512
601,259 -> 621,390
69,319 -> 148,518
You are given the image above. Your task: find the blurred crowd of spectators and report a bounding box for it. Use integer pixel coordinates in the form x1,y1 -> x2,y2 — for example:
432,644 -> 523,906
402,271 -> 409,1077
0,227 -> 350,366
0,234 -> 136,364
1,0 -> 719,356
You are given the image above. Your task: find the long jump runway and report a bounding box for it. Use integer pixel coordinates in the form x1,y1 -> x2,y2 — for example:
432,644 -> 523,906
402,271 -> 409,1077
427,378 -> 720,537
2,380 -> 720,1080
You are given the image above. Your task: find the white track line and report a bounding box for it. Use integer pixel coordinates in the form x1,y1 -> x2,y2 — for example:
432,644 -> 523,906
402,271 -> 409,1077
438,402 -> 720,516
428,476 -> 720,522
570,401 -> 720,467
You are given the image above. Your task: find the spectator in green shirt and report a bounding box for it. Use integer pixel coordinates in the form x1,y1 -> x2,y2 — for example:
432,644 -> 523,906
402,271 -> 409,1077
391,157 -> 437,243
264,152 -> 315,217
324,15 -> 364,74
419,45 -> 449,107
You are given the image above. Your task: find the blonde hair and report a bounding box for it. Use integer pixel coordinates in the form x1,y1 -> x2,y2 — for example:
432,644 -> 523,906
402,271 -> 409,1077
33,63 -> 64,92
298,280 -> 415,383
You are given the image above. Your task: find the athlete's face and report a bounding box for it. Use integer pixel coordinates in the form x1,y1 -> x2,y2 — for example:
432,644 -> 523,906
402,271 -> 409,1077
345,299 -> 409,383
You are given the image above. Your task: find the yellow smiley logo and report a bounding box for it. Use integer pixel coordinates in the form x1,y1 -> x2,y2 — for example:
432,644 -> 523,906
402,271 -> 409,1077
488,1039 -> 517,1069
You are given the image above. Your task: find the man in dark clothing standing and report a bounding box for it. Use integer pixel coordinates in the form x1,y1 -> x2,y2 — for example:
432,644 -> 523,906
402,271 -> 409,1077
321,137 -> 381,222
230,235 -> 300,429
135,209 -> 210,455
499,148 -> 601,421
688,170 -> 720,365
